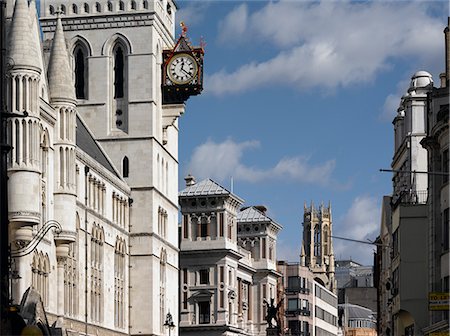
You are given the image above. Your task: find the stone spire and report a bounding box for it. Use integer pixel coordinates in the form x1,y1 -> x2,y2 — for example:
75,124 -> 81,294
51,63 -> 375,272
8,0 -> 40,72
300,243 -> 306,266
29,0 -> 49,101
47,13 -> 76,103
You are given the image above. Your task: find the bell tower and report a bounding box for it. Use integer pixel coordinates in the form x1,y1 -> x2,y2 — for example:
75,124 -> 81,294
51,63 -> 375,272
301,201 -> 336,293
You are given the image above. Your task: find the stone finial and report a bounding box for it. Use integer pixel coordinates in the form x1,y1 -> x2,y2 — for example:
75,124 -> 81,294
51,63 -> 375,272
47,13 -> 76,102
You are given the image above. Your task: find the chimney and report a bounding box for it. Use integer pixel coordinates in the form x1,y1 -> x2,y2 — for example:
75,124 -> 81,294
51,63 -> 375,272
254,205 -> 267,214
184,174 -> 196,187
440,73 -> 446,88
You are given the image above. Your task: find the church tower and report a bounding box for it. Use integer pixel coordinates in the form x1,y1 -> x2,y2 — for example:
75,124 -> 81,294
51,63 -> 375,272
301,202 -> 336,293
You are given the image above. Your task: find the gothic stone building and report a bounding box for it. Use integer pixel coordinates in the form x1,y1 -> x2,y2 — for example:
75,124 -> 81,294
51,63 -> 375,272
5,0 -> 188,335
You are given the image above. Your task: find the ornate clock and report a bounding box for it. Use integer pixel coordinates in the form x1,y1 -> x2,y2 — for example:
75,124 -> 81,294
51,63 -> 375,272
162,23 -> 204,104
167,53 -> 198,85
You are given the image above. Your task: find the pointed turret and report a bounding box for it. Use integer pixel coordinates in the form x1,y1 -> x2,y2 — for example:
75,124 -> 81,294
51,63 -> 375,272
300,243 -> 306,266
47,13 -> 76,103
8,0 -> 40,72
329,242 -> 335,273
29,0 -> 49,101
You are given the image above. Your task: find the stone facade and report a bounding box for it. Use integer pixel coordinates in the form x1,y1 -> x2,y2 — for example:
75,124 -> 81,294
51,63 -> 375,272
5,0 -> 184,335
179,177 -> 282,336
375,18 -> 450,336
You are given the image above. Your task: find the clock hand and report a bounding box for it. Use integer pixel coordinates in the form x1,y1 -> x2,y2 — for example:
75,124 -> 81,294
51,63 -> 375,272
181,68 -> 190,75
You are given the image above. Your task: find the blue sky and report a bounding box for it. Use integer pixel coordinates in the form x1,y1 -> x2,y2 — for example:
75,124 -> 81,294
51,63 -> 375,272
175,0 -> 449,265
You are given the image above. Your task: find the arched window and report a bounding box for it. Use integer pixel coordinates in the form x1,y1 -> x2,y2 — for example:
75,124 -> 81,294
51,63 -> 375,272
131,0 -> 136,9
74,45 -> 87,99
143,0 -> 148,9
122,156 -> 129,177
323,226 -> 328,255
84,3 -> 89,13
91,225 -> 104,322
119,1 -> 125,10
166,3 -> 172,15
95,2 -> 101,12
64,219 -> 78,316
314,225 -> 321,258
111,41 -> 128,133
49,5 -> 55,15
107,1 -> 113,11
60,4 -> 66,14
160,249 -> 167,333
113,46 -> 124,98
31,252 -> 50,307
72,4 -> 78,14
114,238 -> 126,328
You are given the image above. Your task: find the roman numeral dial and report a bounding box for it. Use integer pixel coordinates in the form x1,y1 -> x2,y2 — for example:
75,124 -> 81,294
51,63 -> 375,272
167,53 -> 198,85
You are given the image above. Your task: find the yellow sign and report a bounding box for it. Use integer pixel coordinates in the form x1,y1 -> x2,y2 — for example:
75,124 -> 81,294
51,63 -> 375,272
429,332 -> 449,336
428,292 -> 449,311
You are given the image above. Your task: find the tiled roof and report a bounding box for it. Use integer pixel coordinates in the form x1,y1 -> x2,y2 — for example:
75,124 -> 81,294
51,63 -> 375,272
179,179 -> 231,197
238,206 -> 271,223
76,115 -> 118,177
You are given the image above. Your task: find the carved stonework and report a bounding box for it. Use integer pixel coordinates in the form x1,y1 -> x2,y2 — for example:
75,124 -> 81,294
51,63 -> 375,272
56,255 -> 68,264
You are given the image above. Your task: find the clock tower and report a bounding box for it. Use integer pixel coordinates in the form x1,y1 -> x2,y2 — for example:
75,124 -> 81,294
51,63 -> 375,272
38,1 -> 203,335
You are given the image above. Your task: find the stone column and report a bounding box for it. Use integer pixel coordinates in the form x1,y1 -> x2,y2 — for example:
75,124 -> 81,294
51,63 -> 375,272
55,242 -> 69,326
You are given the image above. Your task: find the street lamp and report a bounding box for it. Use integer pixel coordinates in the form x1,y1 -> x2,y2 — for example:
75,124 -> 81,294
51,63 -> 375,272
163,311 -> 175,336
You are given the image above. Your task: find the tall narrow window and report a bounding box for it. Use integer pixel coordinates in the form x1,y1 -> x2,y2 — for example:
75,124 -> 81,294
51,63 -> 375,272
107,1 -> 113,11
119,1 -> 125,11
323,226 -> 328,255
199,301 -> 210,324
72,4 -> 78,13
74,46 -> 87,99
115,238 -> 126,328
160,250 -> 167,333
91,225 -> 104,322
443,149 -> 449,184
122,156 -> 129,177
314,225 -> 321,258
114,47 -> 124,98
31,252 -> 50,307
64,239 -> 78,316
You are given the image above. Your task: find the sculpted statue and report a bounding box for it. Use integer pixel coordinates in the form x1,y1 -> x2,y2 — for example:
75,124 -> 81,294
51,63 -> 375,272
264,297 -> 284,330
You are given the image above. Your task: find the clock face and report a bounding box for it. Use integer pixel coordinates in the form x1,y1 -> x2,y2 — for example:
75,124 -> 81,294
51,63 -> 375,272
167,53 -> 198,85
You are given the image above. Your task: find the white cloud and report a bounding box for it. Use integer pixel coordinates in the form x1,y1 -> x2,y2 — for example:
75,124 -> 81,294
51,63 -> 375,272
176,1 -> 211,26
208,1 -> 445,95
217,3 -> 248,43
185,138 -> 336,186
333,196 -> 381,265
